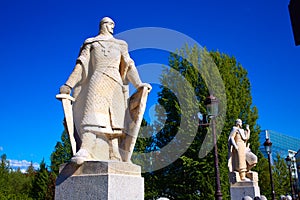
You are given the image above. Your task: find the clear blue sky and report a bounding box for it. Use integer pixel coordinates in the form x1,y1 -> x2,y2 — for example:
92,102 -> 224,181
0,0 -> 299,169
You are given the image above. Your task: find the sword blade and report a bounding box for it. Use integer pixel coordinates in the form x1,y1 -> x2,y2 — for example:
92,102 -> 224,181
56,94 -> 77,156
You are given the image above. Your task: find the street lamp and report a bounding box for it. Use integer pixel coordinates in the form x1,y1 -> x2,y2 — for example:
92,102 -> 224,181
204,94 -> 222,200
263,137 -> 275,200
297,165 -> 300,199
286,155 -> 295,200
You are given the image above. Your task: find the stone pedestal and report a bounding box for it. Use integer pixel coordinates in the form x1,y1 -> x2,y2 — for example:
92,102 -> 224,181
229,171 -> 260,199
55,161 -> 144,200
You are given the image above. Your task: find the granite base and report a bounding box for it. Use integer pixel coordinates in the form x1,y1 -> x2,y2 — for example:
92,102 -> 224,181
55,161 -> 144,200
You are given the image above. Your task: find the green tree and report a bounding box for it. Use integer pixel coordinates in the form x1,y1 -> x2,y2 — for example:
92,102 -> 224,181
50,130 -> 72,176
134,119 -> 154,153
255,156 -> 270,198
273,153 -> 290,197
23,162 -> 36,196
0,154 -> 34,200
26,161 -> 36,176
139,46 -> 262,199
46,172 -> 56,200
0,154 -> 10,172
0,154 -> 11,198
48,129 -> 73,199
8,169 -> 33,199
30,159 -> 50,200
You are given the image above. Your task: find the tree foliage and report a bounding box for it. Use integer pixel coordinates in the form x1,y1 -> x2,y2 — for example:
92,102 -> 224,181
30,159 -> 50,200
273,153 -> 290,197
0,154 -> 34,200
139,45 -> 264,199
0,45 -> 293,199
50,130 -> 72,176
0,131 -> 72,199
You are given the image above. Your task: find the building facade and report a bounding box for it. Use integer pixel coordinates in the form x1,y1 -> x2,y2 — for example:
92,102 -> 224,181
260,130 -> 300,197
259,130 -> 300,160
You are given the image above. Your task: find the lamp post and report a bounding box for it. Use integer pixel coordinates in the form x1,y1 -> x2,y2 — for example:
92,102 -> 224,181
263,137 -> 275,200
204,94 -> 222,200
297,166 -> 300,199
286,155 -> 295,200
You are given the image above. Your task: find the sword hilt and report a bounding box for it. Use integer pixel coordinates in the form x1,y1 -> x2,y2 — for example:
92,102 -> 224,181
56,94 -> 75,102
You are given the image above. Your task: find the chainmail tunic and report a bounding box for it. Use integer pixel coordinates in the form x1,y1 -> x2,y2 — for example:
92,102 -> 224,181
66,36 -> 141,135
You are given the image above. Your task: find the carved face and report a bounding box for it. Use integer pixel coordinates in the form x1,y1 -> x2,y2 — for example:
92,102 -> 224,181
235,119 -> 242,127
104,21 -> 114,35
100,17 -> 115,35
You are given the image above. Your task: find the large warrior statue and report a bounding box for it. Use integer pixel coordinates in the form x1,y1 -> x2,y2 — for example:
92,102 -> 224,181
57,17 -> 151,165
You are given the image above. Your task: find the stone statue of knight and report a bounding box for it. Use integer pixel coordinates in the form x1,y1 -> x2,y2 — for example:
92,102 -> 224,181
58,17 -> 151,165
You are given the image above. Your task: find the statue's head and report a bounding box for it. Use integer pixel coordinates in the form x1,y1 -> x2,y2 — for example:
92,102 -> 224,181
99,17 -> 115,35
235,119 -> 242,127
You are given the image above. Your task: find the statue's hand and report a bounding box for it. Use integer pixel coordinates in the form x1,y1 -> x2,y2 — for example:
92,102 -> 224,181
60,84 -> 72,94
138,83 -> 152,92
246,124 -> 250,130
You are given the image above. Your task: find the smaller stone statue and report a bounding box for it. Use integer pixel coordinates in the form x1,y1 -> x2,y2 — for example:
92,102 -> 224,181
228,119 -> 258,181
